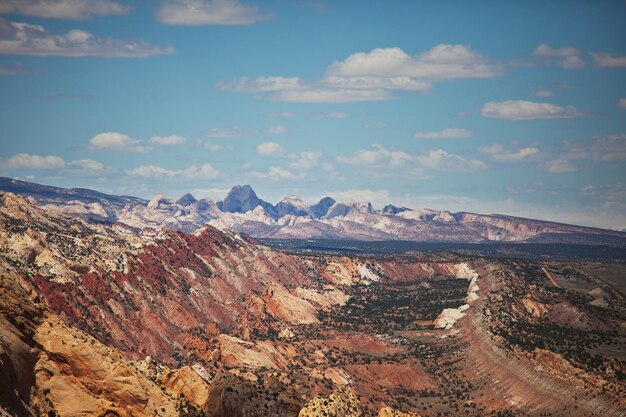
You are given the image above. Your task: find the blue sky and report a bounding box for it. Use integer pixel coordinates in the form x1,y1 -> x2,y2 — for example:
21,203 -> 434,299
1,0 -> 625,230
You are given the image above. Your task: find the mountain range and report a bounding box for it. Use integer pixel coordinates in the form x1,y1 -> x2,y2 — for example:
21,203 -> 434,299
1,176 -> 625,246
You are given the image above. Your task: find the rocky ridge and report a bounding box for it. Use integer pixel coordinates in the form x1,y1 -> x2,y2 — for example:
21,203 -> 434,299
2,177 -> 625,246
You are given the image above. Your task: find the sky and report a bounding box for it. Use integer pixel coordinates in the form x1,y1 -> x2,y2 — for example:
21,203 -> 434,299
0,0 -> 625,230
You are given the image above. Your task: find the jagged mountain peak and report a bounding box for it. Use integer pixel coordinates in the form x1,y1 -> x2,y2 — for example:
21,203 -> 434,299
218,185 -> 276,217
309,196 -> 336,219
176,193 -> 197,206
382,204 -> 412,215
147,193 -> 175,209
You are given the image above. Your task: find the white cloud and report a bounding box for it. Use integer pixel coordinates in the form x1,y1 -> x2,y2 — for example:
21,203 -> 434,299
256,141 -> 286,158
252,166 -> 305,180
0,18 -> 172,57
182,164 -> 221,180
619,98 -> 626,109
217,76 -> 302,92
321,75 -> 431,92
89,132 -> 152,153
317,111 -> 348,119
327,45 -> 498,81
90,132 -> 192,152
2,153 -> 66,169
532,43 -> 585,68
0,153 -> 115,176
149,134 -> 187,146
217,44 -> 500,103
274,88 -> 391,103
66,158 -> 115,175
541,159 -> 576,173
0,0 -> 129,20
415,149 -> 486,173
337,144 -> 411,168
482,100 -> 584,120
157,0 -> 271,25
478,143 -> 540,162
289,151 -> 322,170
206,127 -> 258,138
591,52 -> 626,68
268,125 -> 287,134
127,163 -> 219,180
196,140 -> 230,152
337,145 -> 484,173
414,128 -> 472,139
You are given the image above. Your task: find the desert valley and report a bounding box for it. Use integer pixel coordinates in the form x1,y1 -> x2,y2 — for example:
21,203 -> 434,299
1,179 -> 625,416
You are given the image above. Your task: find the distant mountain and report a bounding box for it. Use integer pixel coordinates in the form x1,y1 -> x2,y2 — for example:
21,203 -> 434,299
309,197 -> 336,219
1,177 -> 625,246
217,184 -> 277,217
176,192 -> 197,206
274,195 -> 311,218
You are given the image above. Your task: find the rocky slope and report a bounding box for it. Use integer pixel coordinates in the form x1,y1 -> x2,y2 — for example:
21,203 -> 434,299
2,177 -> 625,246
1,192 -> 625,416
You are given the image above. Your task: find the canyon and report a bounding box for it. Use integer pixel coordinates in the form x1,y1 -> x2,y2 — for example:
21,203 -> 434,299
0,182 -> 625,416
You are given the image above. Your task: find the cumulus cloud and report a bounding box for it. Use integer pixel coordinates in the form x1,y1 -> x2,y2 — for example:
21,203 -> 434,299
414,128 -> 472,139
482,100 -> 584,120
0,153 -> 115,176
217,44 -> 500,103
289,151 -> 322,170
0,0 -> 129,20
157,0 -> 271,25
0,18 -> 173,57
2,153 -> 66,169
66,158 -> 115,175
256,141 -> 286,158
206,127 -> 257,138
251,166 -> 305,180
274,88 -> 390,103
337,145 -> 411,168
149,134 -> 187,146
337,144 -> 485,173
127,163 -> 219,180
532,43 -> 585,68
216,76 -> 302,92
327,45 -> 499,81
90,132 -> 189,152
541,159 -> 576,173
89,132 -> 152,152
478,143 -> 540,162
415,150 -> 486,173
591,52 -> 626,68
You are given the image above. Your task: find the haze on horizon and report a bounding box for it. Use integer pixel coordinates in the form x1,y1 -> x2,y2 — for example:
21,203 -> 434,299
0,0 -> 625,231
